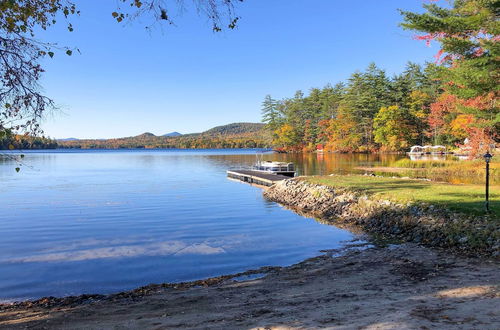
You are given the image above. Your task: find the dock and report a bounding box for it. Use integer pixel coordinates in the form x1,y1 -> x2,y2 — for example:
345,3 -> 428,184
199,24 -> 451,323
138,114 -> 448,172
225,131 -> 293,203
227,170 -> 290,187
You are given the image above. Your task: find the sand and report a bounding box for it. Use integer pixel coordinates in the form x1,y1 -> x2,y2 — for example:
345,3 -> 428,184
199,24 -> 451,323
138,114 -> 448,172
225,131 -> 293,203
1,242 -> 498,330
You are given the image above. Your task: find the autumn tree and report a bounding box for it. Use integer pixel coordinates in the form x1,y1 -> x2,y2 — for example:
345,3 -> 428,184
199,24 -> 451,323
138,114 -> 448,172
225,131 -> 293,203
374,105 -> 418,151
388,62 -> 437,147
401,0 -> 499,155
319,106 -> 362,152
274,124 -> 299,150
407,90 -> 433,145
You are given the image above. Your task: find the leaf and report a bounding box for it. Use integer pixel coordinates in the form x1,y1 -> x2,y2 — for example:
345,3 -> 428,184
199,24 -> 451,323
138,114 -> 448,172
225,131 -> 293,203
112,12 -> 119,18
228,17 -> 239,29
48,51 -> 54,58
66,50 -> 73,56
15,167 -> 20,173
160,9 -> 168,20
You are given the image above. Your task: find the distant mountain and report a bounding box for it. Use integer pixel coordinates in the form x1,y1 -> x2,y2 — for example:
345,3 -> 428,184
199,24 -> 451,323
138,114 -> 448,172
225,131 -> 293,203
57,122 -> 270,149
137,132 -> 156,137
202,122 -> 265,136
57,138 -> 79,141
163,132 -> 182,137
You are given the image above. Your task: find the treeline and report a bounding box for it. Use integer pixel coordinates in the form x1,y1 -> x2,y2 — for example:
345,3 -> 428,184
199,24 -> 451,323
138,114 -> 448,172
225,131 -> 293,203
59,135 -> 268,149
203,123 -> 264,135
0,122 -> 270,150
58,123 -> 270,149
0,130 -> 58,150
263,0 -> 498,155
262,62 -> 440,152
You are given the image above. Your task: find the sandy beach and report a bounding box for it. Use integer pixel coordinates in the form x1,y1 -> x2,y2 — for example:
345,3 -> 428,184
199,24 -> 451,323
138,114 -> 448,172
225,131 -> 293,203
1,242 -> 498,329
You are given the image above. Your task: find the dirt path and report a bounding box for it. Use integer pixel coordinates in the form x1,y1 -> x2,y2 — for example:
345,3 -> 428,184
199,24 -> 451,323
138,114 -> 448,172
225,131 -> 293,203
1,243 -> 498,329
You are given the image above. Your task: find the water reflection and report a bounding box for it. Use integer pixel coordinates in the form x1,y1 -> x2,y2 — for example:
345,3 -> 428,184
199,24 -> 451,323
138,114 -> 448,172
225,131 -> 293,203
202,152 -> 401,176
7,240 -> 227,263
205,151 -> 494,184
0,149 -> 357,301
1,149 -> 495,184
0,149 -> 494,301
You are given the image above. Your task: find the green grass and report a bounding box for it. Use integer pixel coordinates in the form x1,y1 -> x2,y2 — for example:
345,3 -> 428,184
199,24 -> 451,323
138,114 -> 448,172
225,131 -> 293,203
306,175 -> 500,217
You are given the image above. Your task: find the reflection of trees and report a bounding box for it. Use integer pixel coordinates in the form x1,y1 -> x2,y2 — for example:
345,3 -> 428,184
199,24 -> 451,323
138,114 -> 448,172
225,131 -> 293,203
204,152 -> 406,177
273,153 -> 403,176
0,150 -> 407,179
0,152 -> 56,168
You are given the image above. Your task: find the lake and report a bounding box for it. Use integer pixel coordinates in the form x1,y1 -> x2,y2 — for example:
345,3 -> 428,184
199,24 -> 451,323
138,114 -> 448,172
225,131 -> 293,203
0,149 -> 403,302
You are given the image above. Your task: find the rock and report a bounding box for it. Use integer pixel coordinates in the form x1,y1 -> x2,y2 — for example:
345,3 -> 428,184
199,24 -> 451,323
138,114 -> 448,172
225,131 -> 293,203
263,178 -> 498,258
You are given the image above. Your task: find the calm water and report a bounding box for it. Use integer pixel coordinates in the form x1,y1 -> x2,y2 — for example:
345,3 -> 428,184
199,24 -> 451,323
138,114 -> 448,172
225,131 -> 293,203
0,149 -> 402,302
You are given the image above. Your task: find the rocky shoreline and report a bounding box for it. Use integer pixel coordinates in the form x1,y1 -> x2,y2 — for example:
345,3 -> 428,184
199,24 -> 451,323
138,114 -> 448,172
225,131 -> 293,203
264,177 -> 499,258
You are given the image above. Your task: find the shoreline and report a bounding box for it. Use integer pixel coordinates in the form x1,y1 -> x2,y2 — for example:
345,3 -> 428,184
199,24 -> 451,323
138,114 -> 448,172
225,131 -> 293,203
264,177 -> 499,258
0,237 -> 371,307
1,242 -> 498,329
1,176 -> 499,329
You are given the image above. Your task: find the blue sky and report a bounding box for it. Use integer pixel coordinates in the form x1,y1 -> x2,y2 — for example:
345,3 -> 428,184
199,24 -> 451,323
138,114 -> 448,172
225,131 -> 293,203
39,0 -> 437,139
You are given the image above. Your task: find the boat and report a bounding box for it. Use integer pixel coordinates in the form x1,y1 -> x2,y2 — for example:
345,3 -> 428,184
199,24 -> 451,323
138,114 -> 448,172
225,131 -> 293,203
408,145 -> 451,156
253,160 -> 296,177
429,145 -> 447,155
408,145 -> 425,155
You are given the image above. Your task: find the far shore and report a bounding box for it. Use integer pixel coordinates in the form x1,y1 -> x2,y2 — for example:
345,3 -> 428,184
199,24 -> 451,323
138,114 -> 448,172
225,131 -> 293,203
0,147 -> 454,154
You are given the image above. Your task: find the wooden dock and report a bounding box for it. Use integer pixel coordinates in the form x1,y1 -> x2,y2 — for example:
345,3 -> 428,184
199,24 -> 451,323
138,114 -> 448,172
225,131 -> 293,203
227,170 -> 290,187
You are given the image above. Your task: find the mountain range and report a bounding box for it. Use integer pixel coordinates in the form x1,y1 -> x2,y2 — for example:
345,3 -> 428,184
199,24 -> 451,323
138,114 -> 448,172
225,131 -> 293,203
57,123 -> 268,149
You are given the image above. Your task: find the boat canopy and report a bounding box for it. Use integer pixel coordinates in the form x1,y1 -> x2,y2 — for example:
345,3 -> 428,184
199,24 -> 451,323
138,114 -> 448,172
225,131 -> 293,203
409,145 -> 447,153
409,145 -> 424,153
255,161 -> 294,172
431,145 -> 446,150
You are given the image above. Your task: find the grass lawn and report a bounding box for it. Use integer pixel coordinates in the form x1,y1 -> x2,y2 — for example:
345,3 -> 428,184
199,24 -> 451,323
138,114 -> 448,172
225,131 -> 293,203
306,175 -> 500,217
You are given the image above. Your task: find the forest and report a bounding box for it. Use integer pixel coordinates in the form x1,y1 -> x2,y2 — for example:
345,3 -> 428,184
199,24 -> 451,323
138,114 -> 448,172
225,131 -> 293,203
57,123 -> 269,149
262,62 -> 438,153
0,130 -> 57,150
262,1 -> 498,157
262,60 -> 497,155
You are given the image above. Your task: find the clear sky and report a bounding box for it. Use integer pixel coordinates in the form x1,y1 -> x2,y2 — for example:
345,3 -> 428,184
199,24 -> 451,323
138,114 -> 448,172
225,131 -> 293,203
39,0 -> 437,139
